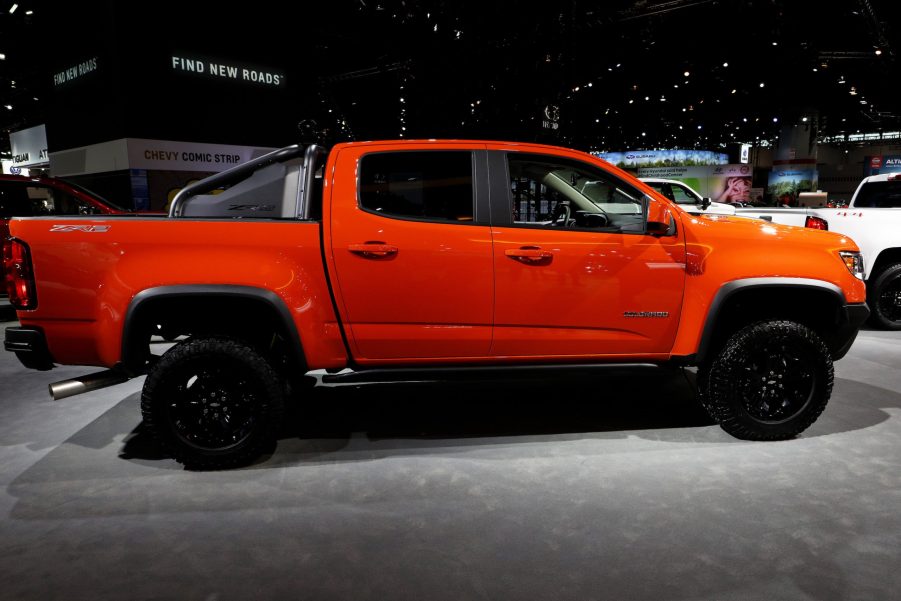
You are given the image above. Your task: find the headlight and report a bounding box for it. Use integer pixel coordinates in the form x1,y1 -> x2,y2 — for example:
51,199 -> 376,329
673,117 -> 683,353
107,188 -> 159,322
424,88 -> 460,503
839,251 -> 865,280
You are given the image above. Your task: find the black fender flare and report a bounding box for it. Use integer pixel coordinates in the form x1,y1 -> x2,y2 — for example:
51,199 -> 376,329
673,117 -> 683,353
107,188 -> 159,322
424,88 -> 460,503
695,277 -> 846,364
121,285 -> 305,371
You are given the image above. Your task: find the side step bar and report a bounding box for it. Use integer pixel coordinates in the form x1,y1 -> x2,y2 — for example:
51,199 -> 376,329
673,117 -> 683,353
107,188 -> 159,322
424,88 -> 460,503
49,369 -> 133,401
312,363 -> 664,386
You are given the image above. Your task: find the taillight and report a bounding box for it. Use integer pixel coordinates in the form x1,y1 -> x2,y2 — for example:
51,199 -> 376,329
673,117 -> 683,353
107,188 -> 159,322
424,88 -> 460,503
3,238 -> 37,310
805,216 -> 829,230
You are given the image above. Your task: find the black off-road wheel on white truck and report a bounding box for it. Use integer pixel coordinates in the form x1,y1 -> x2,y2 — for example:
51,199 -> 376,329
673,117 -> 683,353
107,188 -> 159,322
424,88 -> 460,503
867,262 -> 901,330
141,337 -> 285,469
698,320 -> 833,440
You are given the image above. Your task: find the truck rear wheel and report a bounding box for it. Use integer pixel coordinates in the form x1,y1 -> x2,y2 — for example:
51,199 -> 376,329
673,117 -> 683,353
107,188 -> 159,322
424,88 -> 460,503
868,262 -> 901,330
703,320 -> 833,440
141,337 -> 285,469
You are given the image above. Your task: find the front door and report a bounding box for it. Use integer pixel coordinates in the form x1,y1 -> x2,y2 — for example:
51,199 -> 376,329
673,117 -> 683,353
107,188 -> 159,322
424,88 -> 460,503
490,151 -> 686,358
327,145 -> 494,362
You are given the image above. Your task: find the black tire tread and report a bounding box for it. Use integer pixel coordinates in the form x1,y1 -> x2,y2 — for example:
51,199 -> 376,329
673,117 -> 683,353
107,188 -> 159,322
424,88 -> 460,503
141,336 -> 285,469
705,320 -> 833,441
867,262 -> 901,330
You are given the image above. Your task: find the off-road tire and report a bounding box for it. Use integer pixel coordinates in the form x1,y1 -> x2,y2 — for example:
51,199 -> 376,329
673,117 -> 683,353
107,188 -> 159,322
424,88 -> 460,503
868,262 -> 901,330
704,320 -> 833,440
141,337 -> 285,469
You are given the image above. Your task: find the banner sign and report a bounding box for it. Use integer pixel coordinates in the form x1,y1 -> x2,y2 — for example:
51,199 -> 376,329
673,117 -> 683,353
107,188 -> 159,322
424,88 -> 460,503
767,168 -> 819,205
595,149 -> 728,169
637,164 -> 751,201
126,138 -> 275,172
10,124 -> 49,167
52,57 -> 99,87
867,155 -> 901,176
170,55 -> 285,88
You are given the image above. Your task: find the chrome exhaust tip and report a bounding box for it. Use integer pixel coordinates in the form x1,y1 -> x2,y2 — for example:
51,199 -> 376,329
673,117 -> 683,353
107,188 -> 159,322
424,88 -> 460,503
49,369 -> 132,401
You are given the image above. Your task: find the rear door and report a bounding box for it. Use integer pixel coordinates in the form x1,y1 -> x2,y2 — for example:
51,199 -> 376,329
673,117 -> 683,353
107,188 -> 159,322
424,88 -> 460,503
327,144 -> 495,362
489,151 -> 686,358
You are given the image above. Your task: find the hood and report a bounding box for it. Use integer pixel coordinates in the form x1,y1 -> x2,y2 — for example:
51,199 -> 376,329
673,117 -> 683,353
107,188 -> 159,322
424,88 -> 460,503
683,212 -> 861,252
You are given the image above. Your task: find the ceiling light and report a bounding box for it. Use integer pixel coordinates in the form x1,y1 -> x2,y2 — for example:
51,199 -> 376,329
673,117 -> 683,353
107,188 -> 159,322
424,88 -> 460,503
802,117 -> 808,122
0,53 -> 5,60
9,3 -> 17,14
772,41 -> 778,46
759,82 -> 765,87
25,9 -> 31,15
875,49 -> 882,56
683,71 -> 690,77
773,117 -> 779,122
722,62 -> 729,67
731,89 -> 737,94
4,104 -> 12,110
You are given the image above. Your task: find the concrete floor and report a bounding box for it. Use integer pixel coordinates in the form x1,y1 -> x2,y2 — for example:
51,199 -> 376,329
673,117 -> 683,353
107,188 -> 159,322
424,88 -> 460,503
2,311 -> 901,600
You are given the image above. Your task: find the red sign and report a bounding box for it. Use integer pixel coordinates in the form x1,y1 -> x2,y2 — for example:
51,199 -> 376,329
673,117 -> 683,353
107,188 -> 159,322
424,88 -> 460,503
871,156 -> 883,169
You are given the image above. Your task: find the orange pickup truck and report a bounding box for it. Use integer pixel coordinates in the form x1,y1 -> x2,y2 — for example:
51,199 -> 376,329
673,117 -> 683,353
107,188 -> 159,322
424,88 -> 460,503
3,140 -> 869,468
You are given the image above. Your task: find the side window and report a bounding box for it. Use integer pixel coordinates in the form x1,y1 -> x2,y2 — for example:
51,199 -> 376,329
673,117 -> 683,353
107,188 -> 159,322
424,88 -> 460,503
0,183 -> 34,217
507,154 -> 645,232
669,184 -> 699,205
359,151 -> 474,223
25,186 -> 101,215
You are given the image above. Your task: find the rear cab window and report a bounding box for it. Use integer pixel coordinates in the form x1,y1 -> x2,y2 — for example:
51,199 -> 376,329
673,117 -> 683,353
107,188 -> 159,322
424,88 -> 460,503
359,151 -> 474,223
854,180 -> 901,208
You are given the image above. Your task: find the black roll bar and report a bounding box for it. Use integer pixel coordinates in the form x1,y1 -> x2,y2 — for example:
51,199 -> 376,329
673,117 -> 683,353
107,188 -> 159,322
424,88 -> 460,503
168,144 -> 315,217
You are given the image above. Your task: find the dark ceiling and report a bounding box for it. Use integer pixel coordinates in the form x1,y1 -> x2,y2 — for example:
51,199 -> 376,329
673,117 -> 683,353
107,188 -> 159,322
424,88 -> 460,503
1,0 -> 900,154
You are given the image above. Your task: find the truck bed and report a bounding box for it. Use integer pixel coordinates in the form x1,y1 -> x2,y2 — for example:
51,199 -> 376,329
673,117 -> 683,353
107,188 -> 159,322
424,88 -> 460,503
8,216 -> 347,369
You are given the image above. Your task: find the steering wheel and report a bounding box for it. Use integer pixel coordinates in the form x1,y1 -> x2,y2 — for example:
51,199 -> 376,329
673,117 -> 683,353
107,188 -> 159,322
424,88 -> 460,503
552,203 -> 573,227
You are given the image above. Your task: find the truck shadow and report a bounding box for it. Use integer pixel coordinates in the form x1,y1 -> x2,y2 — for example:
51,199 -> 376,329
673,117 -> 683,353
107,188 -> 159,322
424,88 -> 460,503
6,375 -> 899,521
118,368 -> 715,464
116,370 -> 898,466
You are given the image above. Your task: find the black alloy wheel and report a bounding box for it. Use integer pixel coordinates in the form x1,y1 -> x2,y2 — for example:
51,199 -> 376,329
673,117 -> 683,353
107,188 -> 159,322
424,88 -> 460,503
869,263 -> 901,330
733,338 -> 815,423
141,337 -> 285,469
702,320 -> 833,440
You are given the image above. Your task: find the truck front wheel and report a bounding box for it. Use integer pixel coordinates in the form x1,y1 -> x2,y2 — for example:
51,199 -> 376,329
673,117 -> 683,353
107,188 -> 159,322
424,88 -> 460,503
701,320 -> 833,440
868,262 -> 901,330
141,337 -> 285,469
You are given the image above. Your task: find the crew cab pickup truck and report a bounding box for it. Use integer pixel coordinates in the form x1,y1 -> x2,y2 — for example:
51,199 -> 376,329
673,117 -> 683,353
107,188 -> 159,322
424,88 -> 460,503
4,141 -> 869,468
736,173 -> 901,329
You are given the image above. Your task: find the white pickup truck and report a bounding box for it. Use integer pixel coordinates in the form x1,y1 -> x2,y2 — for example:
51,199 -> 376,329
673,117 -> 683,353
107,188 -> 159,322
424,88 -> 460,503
736,173 -> 901,329
639,178 -> 736,215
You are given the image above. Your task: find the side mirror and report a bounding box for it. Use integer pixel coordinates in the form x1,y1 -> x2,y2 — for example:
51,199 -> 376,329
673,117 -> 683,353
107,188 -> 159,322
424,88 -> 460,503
700,197 -> 712,210
646,196 -> 676,236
